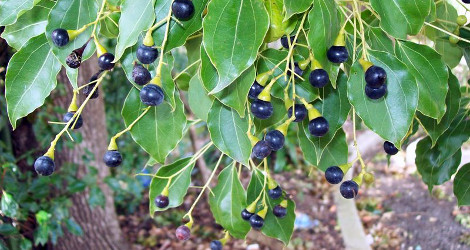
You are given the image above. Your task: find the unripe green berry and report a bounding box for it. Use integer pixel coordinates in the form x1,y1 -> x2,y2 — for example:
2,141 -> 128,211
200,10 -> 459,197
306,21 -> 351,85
457,15 -> 468,26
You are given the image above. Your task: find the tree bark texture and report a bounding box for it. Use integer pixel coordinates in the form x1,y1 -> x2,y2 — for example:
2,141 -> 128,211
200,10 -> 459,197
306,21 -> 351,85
53,58 -> 127,250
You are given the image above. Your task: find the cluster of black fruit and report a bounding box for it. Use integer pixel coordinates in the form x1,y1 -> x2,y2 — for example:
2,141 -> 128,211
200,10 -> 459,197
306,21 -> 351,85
240,185 -> 288,231
323,140 -> 399,199
364,64 -> 387,99
33,28 -> 117,177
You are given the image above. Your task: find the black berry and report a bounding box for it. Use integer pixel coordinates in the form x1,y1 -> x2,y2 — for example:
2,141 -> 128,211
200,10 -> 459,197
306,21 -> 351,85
140,84 -> 165,106
103,150 -> 122,167
250,99 -> 273,119
309,69 -> 330,88
137,44 -> 159,64
83,84 -> 98,99
98,53 -> 115,70
325,166 -> 344,184
63,112 -> 83,129
34,156 -> 55,176
249,214 -> 264,230
241,209 -> 254,221
280,35 -> 295,49
365,66 -> 387,88
327,46 -> 349,63
66,51 -> 82,68
252,140 -> 272,159
365,84 -> 387,100
268,186 -> 282,199
248,81 -> 264,99
154,195 -> 169,208
273,205 -> 287,218
383,141 -> 399,155
175,225 -> 191,241
210,240 -> 223,250
287,62 -> 303,78
308,117 -> 329,137
464,0 -> 470,3
265,130 -> 285,151
340,180 -> 359,199
288,104 -> 307,122
172,0 -> 195,21
51,28 -> 69,47
132,64 -> 151,85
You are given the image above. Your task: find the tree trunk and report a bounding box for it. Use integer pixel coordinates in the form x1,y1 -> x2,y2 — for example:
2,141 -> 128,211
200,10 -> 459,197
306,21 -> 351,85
53,59 -> 127,250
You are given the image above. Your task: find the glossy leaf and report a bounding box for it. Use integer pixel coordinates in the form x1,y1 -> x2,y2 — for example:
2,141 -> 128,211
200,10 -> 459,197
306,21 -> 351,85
256,49 -> 319,102
1,191 -> 19,218
395,41 -> 448,120
121,47 -> 176,108
122,88 -> 186,163
307,0 -> 341,87
2,0 -> 54,50
0,0 -> 34,26
415,136 -> 462,191
200,47 -> 255,116
454,163 -> 470,206
264,0 -> 290,42
209,164 -> 250,239
149,158 -> 195,216
247,169 -> 295,245
284,0 -> 312,20
46,0 -> 100,89
202,0 -> 269,93
188,74 -> 213,121
99,12 -> 120,38
153,0 -> 208,52
6,34 -> 61,129
366,27 -> 394,54
114,0 -> 155,61
370,0 -> 432,39
207,100 -> 251,165
347,50 -> 418,147
417,72 -> 461,146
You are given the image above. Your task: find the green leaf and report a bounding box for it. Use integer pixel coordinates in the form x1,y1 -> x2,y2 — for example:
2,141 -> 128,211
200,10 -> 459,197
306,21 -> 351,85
370,0 -> 432,39
347,50 -> 418,147
202,0 -> 269,93
209,164 -> 250,239
2,0 -> 54,50
114,0 -> 155,61
0,0 -> 34,26
65,218 -> 83,236
415,136 -> 462,191
1,191 -> 19,218
0,224 -> 18,236
256,49 -> 319,102
122,88 -> 186,163
264,0 -> 294,42
207,100 -> 251,165
200,47 -> 255,116
188,74 -> 213,121
149,158 -> 195,216
153,0 -> 208,52
454,163 -> 470,206
366,27 -> 394,54
247,169 -> 296,245
307,0 -> 341,87
435,39 -> 463,69
417,72 -> 461,146
395,41 -> 449,120
121,47 -> 176,108
284,0 -> 312,20
6,34 -> 61,129
99,12 -> 120,38
46,0 -> 100,89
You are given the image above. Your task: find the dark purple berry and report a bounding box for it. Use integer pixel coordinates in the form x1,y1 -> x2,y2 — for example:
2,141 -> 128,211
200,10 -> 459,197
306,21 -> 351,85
268,186 -> 282,199
63,112 -> 83,129
265,130 -> 285,151
154,195 -> 169,208
365,66 -> 387,88
248,81 -> 264,99
251,99 -> 273,119
273,205 -> 287,218
384,141 -> 399,155
175,225 -> 191,241
172,0 -> 195,21
287,62 -> 303,79
280,35 -> 295,49
210,240 -> 223,250
340,180 -> 359,199
98,53 -> 115,70
252,140 -> 272,159
365,84 -> 387,100
132,64 -> 151,85
325,166 -> 344,184
51,28 -> 69,47
249,214 -> 264,230
241,209 -> 254,221
140,84 -> 164,106
34,156 -> 55,176
309,69 -> 330,88
103,150 -> 122,167
136,44 -> 159,64
308,117 -> 329,137
288,104 -> 307,122
327,46 -> 349,63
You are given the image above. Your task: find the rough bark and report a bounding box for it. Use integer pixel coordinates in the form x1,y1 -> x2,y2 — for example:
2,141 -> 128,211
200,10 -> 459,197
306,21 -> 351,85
53,59 -> 127,250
